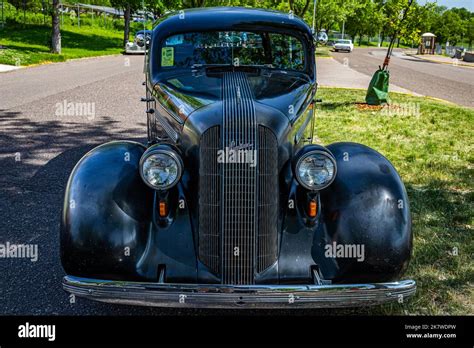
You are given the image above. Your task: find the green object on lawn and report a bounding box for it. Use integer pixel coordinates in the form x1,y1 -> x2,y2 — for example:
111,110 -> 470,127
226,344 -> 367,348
366,68 -> 390,105
365,0 -> 414,106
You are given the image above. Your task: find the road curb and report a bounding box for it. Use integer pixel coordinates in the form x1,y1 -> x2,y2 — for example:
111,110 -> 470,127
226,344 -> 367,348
0,53 -> 126,71
405,53 -> 474,69
0,64 -> 22,73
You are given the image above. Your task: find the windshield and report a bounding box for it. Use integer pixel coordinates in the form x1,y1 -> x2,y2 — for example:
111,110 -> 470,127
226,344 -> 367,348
337,40 -> 351,44
159,31 -> 306,72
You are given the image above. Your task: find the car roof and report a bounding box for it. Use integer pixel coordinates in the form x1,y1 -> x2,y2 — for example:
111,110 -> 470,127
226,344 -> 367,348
151,7 -> 313,43
149,7 -> 315,79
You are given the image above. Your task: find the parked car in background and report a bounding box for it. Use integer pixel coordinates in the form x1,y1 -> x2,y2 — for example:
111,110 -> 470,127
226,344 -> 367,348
125,30 -> 152,54
334,39 -> 353,52
61,7 -> 415,308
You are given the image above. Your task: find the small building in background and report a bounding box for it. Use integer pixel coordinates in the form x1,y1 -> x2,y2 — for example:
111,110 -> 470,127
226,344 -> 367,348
418,33 -> 436,55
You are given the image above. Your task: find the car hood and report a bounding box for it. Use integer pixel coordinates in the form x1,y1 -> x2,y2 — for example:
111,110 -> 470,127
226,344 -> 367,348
151,69 -> 314,122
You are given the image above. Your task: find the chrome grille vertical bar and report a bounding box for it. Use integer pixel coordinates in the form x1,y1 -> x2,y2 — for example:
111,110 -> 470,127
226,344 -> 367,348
221,72 -> 257,284
197,72 -> 279,284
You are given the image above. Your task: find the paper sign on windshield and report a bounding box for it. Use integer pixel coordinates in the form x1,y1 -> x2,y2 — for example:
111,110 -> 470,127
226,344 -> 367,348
161,47 -> 174,67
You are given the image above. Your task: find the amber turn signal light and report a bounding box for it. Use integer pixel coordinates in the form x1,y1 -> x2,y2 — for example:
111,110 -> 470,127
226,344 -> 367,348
159,201 -> 168,217
308,200 -> 317,218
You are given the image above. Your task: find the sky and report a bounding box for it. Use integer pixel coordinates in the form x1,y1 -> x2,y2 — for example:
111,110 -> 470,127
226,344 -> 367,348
416,0 -> 474,11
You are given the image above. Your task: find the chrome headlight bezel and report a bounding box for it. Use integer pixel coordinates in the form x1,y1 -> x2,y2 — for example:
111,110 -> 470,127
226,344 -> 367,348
295,148 -> 337,191
135,34 -> 146,47
139,146 -> 183,191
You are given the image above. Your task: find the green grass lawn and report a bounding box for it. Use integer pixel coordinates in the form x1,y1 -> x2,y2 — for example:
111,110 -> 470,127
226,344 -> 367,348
0,23 -> 127,66
316,46 -> 332,57
314,88 -> 473,315
346,39 -> 412,49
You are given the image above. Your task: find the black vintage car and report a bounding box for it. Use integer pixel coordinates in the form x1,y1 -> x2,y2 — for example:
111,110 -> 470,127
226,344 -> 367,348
61,7 -> 415,308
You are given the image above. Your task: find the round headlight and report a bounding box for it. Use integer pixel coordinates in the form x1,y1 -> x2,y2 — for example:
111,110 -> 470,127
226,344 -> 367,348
140,147 -> 183,190
295,150 -> 337,190
135,34 -> 145,47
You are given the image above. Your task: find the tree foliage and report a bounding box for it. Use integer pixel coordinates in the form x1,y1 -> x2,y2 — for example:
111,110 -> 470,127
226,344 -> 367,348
435,9 -> 466,45
109,0 -> 142,46
6,0 -> 471,55
341,0 -> 472,47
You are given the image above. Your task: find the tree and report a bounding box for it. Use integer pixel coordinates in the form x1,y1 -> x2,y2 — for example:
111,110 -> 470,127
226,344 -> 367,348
346,0 -> 383,45
370,0 -> 421,46
182,0 -> 206,7
110,0 -> 141,47
288,0 -> 311,18
312,0 -> 358,39
467,17 -> 474,50
416,2 -> 441,34
450,7 -> 471,22
146,0 -> 180,18
435,9 -> 465,45
51,0 -> 61,53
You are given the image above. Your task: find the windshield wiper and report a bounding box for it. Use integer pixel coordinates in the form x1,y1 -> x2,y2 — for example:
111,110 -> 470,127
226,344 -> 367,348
191,63 -> 235,69
239,64 -> 274,69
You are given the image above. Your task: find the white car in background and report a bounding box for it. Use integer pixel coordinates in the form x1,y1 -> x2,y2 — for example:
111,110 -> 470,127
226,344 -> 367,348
334,39 -> 353,52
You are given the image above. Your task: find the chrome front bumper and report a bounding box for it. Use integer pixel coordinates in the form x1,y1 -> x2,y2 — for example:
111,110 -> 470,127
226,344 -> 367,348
63,276 -> 416,308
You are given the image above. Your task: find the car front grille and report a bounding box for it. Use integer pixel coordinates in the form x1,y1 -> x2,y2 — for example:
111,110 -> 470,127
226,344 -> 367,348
256,126 -> 278,274
198,72 -> 278,284
198,126 -> 221,275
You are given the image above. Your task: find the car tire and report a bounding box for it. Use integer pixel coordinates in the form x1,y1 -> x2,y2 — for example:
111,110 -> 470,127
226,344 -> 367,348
335,49 -> 339,52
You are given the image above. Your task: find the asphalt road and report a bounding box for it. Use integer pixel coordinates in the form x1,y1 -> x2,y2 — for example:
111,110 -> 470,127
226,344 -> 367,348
331,48 -> 474,108
0,55 -> 160,315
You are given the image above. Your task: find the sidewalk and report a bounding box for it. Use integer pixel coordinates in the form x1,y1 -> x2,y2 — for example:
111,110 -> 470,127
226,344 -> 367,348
0,64 -> 21,73
405,53 -> 474,68
316,57 -> 418,95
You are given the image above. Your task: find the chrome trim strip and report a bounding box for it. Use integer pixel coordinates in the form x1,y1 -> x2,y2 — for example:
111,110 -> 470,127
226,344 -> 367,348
294,110 -> 313,144
63,276 -> 416,309
154,103 -> 179,142
222,72 -> 257,285
151,88 -> 184,125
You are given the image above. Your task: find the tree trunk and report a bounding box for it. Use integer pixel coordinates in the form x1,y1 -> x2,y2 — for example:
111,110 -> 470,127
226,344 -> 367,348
123,4 -> 131,48
289,0 -> 310,17
51,0 -> 61,54
299,0 -> 311,17
191,0 -> 206,7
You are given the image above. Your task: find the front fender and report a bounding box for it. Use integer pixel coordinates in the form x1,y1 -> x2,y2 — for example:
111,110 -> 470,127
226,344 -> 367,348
60,141 -> 153,280
316,142 -> 412,283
